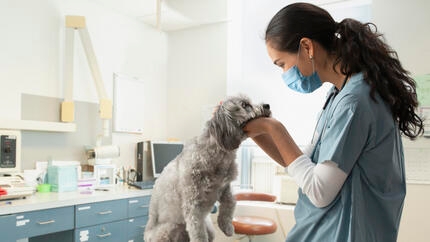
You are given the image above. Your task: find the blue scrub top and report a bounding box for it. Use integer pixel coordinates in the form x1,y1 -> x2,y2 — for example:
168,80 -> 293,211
286,73 -> 406,242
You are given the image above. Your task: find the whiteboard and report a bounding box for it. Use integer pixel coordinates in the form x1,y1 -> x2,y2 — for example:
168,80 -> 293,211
113,73 -> 145,134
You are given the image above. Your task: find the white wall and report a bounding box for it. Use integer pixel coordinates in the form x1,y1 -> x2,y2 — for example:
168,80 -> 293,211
399,137 -> 430,242
0,0 -> 228,169
0,0 -> 168,168
166,23 -> 228,141
372,0 -> 430,75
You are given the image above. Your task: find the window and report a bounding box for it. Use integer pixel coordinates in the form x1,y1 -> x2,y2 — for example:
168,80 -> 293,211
233,140 -> 285,194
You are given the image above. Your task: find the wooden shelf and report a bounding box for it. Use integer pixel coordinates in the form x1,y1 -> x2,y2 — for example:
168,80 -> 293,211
0,120 -> 76,132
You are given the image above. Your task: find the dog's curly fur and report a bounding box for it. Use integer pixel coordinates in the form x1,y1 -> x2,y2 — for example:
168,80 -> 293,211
144,95 -> 271,242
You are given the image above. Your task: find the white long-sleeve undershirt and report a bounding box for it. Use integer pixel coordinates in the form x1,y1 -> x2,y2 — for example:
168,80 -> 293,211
287,154 -> 348,208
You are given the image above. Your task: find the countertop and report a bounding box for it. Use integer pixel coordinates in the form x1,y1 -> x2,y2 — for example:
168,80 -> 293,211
0,185 -> 151,215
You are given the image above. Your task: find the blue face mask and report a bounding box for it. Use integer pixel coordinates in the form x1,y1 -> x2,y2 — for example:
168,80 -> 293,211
281,51 -> 322,93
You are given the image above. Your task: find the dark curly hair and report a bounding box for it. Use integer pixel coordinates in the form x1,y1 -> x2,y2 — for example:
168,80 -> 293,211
265,2 -> 424,139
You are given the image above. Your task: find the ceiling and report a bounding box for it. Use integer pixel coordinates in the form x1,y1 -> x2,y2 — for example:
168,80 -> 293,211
90,0 -> 228,31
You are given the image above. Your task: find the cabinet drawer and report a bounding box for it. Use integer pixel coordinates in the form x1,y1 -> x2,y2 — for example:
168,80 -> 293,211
14,206 -> 74,239
127,216 -> 148,242
0,214 -> 19,241
128,196 -> 150,217
75,199 -> 127,228
74,220 -> 127,242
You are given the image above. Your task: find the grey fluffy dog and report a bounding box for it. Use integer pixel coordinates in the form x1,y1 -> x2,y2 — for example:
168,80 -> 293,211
144,95 -> 271,242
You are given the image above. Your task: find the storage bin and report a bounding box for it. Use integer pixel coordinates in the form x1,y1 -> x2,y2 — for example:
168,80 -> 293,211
47,165 -> 78,192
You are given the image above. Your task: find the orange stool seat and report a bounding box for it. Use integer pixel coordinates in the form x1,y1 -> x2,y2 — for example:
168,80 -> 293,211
234,192 -> 276,202
232,215 -> 277,235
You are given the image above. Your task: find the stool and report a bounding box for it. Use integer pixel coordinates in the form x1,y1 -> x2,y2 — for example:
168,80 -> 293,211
232,192 -> 277,242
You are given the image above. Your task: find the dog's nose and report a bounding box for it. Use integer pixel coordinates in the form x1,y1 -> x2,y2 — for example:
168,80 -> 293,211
263,104 -> 270,110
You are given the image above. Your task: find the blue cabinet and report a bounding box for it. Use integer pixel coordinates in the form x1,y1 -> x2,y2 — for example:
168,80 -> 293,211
0,214 -> 18,241
75,199 -> 128,228
127,216 -> 148,242
0,206 -> 74,241
128,196 -> 150,217
18,206 -> 74,238
1,195 -> 151,242
127,196 -> 150,242
74,195 -> 151,242
74,220 -> 127,242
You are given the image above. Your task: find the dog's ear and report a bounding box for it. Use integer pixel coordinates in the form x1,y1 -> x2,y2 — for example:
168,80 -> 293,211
209,107 -> 242,150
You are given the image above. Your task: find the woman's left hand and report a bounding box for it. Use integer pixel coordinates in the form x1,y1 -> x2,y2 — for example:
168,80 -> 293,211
243,117 -> 278,138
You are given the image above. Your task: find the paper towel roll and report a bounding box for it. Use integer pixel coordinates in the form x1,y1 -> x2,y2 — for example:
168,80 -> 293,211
93,145 -> 120,159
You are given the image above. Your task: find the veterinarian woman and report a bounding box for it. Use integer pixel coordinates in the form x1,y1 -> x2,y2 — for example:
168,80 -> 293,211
243,2 -> 424,242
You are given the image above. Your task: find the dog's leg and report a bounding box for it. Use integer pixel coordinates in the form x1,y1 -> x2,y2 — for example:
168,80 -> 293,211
144,213 -> 155,241
217,185 -> 236,236
205,215 -> 215,242
183,202 -> 210,242
145,214 -> 156,235
184,207 -> 209,242
146,222 -> 186,242
144,201 -> 160,242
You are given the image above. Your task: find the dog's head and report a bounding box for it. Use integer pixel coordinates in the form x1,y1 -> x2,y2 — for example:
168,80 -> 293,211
208,95 -> 271,151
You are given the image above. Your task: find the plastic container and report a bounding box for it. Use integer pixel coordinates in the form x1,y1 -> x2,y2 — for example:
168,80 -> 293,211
37,183 -> 51,193
47,165 -> 78,192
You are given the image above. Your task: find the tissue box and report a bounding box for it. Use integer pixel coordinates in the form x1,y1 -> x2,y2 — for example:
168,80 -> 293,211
47,165 -> 78,192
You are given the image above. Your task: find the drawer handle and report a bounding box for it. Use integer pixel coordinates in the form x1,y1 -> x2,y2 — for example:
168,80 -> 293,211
98,210 -> 113,215
96,232 -> 112,238
140,205 -> 149,208
140,225 -> 146,229
37,220 -> 56,225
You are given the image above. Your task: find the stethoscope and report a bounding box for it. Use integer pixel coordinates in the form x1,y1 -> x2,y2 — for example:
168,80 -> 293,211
311,76 -> 349,146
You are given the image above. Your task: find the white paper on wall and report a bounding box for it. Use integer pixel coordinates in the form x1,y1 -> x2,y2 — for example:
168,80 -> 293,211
113,73 -> 145,134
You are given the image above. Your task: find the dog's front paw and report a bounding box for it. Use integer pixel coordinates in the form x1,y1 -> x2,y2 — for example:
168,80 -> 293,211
221,222 -> 234,236
218,218 -> 234,236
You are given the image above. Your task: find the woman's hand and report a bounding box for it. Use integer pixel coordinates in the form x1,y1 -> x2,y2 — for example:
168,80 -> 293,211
243,117 -> 302,167
242,117 -> 286,166
243,117 -> 279,138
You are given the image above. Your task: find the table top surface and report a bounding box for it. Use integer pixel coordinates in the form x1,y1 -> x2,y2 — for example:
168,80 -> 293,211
0,185 -> 151,215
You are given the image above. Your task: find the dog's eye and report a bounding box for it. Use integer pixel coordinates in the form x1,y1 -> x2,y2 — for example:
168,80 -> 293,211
241,102 -> 252,110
